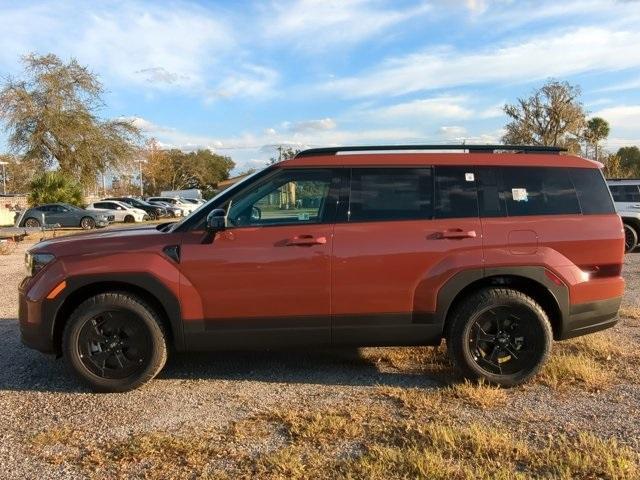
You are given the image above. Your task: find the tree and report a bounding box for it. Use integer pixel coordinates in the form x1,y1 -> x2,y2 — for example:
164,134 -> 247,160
0,154 -> 39,193
502,80 -> 586,153
0,53 -> 141,185
617,146 -> 640,177
601,152 -> 631,179
269,146 -> 300,164
584,117 -> 610,161
142,143 -> 235,196
28,171 -> 83,206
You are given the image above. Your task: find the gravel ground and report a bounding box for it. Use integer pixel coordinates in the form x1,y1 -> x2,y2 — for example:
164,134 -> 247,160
1,241 -> 640,478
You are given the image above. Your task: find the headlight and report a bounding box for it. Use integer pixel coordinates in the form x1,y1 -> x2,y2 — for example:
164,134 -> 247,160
25,252 -> 55,276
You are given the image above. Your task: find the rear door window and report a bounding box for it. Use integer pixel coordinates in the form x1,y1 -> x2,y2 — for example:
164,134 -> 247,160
569,169 -> 616,214
609,184 -> 640,202
434,166 -> 479,218
348,168 -> 433,222
500,167 -> 580,216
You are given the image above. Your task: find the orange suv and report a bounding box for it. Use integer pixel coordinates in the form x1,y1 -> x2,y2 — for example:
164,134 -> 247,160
19,145 -> 625,392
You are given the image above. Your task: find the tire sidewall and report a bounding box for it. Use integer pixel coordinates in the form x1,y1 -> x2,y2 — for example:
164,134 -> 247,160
80,217 -> 96,230
63,294 -> 167,392
624,224 -> 638,252
25,218 -> 40,228
448,289 -> 552,387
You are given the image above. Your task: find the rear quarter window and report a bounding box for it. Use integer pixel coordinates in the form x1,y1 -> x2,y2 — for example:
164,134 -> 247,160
500,167 -> 580,216
570,169 -> 616,214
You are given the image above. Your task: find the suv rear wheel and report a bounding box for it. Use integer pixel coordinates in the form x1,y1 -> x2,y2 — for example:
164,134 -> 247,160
623,223 -> 638,252
62,293 -> 168,392
446,288 -> 552,387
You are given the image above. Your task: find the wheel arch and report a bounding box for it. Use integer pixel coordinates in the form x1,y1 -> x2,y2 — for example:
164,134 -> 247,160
437,268 -> 568,340
51,274 -> 184,355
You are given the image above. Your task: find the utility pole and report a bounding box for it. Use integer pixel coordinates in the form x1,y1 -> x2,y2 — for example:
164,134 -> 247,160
0,161 -> 8,195
137,159 -> 147,197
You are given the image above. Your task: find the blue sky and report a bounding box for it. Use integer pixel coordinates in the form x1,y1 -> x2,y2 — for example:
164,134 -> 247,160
1,0 -> 640,173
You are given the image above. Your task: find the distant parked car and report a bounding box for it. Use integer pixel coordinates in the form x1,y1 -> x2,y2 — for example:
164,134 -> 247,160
607,179 -> 640,252
160,188 -> 202,200
19,203 -> 110,229
104,197 -> 166,220
87,200 -> 148,223
146,200 -> 184,217
146,196 -> 198,215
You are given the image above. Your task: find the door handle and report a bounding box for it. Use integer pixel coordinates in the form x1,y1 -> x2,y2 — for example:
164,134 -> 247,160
437,229 -> 477,239
285,235 -> 327,246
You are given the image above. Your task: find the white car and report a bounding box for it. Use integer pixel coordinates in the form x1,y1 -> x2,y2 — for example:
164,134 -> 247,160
87,200 -> 148,223
146,196 -> 198,215
607,179 -> 640,252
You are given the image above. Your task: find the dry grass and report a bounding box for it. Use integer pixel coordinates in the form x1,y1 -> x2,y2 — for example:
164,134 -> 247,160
359,344 -> 451,376
380,380 -> 507,413
619,305 -> 640,321
539,332 -> 640,389
28,404 -> 639,480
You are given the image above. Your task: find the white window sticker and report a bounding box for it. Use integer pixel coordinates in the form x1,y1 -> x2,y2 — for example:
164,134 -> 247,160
465,172 -> 475,182
298,212 -> 310,221
512,188 -> 528,202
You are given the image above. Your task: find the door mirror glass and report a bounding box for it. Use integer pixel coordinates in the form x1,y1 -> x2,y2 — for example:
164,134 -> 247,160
206,208 -> 227,231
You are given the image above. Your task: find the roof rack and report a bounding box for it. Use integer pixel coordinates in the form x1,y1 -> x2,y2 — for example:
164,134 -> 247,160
295,144 -> 566,158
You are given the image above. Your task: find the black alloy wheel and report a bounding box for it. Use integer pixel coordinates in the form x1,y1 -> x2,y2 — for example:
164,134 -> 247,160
63,293 -> 168,392
467,304 -> 545,376
77,310 -> 152,380
447,288 -> 552,386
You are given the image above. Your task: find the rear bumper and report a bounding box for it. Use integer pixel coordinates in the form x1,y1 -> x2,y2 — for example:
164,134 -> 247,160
559,297 -> 622,340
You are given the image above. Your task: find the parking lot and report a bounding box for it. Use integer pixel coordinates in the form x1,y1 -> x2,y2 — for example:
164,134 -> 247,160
1,240 -> 639,479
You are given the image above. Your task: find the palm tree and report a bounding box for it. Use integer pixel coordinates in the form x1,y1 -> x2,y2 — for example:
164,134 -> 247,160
28,171 -> 84,206
584,117 -> 610,161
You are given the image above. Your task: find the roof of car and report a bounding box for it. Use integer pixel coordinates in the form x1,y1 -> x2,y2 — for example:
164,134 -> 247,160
281,152 -> 601,169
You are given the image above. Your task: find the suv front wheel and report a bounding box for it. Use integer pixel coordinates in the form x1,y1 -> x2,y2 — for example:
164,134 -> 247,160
446,288 -> 552,387
62,293 -> 168,392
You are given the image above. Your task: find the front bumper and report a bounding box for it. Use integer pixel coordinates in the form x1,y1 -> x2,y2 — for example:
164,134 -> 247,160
19,277 -> 56,353
559,297 -> 622,340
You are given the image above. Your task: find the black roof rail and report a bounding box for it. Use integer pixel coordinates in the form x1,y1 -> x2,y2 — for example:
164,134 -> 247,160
295,144 -> 566,158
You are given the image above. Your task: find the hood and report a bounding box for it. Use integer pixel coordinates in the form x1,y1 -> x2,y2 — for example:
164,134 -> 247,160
29,225 -> 172,257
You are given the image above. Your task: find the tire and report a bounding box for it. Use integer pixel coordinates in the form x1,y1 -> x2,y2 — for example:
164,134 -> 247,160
446,288 -> 552,387
62,293 -> 168,392
624,224 -> 638,253
24,217 -> 41,228
124,215 -> 134,223
148,211 -> 158,221
80,216 -> 96,230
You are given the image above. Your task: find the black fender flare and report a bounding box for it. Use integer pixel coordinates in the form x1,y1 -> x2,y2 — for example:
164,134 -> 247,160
47,273 -> 184,352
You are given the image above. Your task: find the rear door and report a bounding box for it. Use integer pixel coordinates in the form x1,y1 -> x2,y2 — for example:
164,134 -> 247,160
331,166 -> 484,346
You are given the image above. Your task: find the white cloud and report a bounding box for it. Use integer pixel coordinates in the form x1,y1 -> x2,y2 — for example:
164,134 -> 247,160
597,76 -> 640,93
207,64 -> 279,100
262,0 -> 431,50
368,97 -> 473,120
594,105 -> 640,131
324,26 -> 640,97
285,118 -> 337,133
438,126 -> 467,138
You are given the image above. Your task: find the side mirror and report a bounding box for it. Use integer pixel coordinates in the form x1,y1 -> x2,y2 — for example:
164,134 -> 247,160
203,208 -> 226,244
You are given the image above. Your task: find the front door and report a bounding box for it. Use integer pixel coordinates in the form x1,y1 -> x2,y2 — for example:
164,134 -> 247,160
178,168 -> 341,350
331,166 -> 484,346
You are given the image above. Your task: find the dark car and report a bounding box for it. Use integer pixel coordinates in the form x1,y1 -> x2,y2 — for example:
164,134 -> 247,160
19,203 -> 110,229
104,197 -> 166,220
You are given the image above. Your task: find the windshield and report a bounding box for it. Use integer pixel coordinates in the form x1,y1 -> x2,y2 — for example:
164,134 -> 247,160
167,168 -> 265,232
